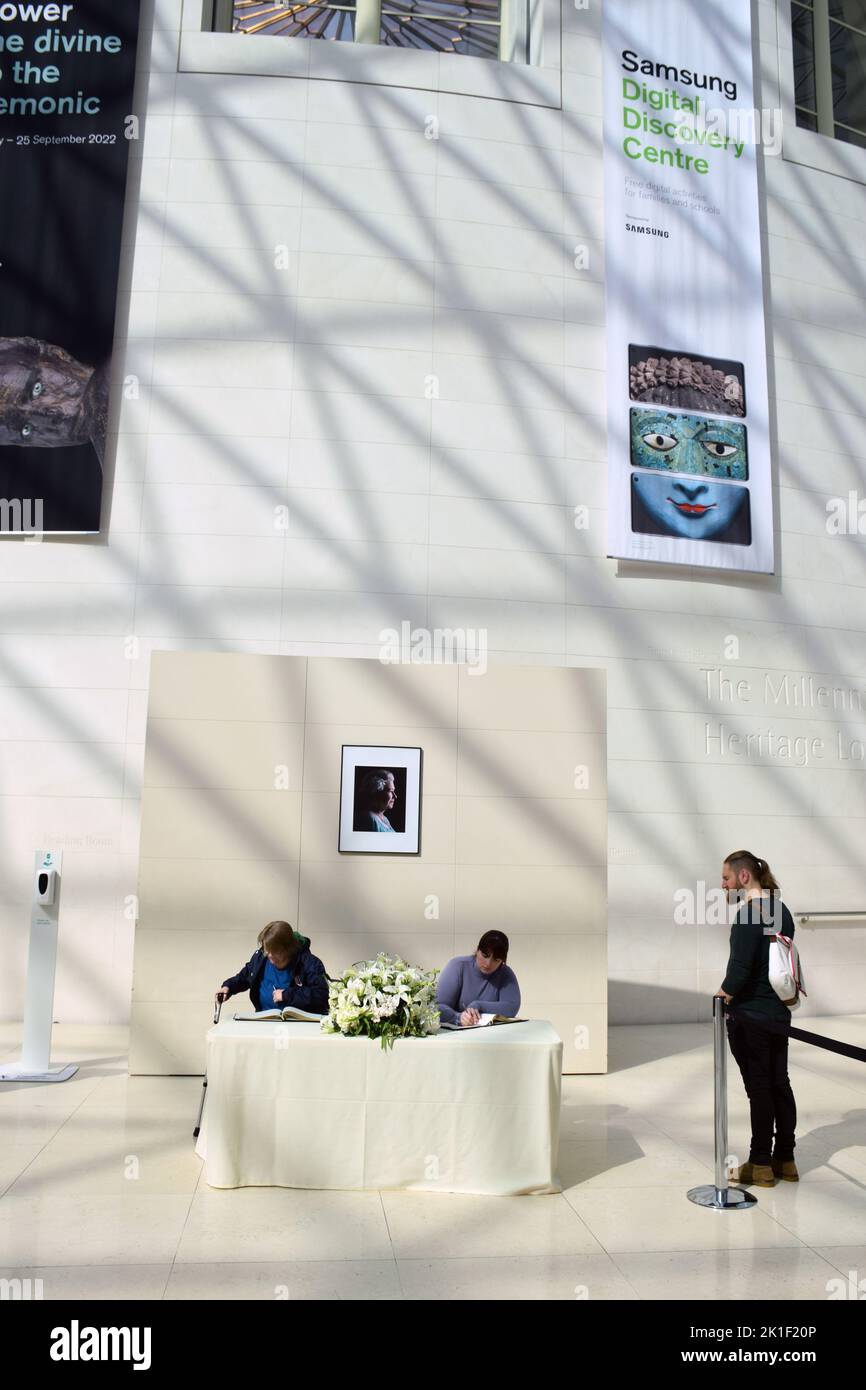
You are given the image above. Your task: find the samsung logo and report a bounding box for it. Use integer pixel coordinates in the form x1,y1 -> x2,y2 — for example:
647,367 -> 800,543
625,223 -> 670,237
49,1320 -> 151,1370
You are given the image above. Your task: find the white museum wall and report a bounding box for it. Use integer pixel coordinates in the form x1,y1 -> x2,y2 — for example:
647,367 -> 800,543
1,0 -> 865,1026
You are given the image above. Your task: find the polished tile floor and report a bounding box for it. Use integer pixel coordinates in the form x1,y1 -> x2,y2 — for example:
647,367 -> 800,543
1,1018 -> 864,1300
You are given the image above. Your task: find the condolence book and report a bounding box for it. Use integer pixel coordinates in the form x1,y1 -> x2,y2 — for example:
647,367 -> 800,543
439,1015 -> 528,1030
232,1008 -> 324,1022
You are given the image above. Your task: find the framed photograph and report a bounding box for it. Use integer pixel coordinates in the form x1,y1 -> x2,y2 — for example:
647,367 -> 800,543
338,746 -> 422,854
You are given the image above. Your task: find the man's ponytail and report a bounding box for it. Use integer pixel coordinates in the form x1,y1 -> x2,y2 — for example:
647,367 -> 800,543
756,856 -> 780,892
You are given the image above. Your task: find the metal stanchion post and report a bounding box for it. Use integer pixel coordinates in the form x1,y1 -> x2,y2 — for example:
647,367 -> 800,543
688,996 -> 757,1210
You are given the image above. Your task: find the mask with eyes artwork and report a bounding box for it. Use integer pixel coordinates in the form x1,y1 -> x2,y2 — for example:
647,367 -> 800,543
0,337 -> 108,465
630,408 -> 748,480
629,408 -> 751,544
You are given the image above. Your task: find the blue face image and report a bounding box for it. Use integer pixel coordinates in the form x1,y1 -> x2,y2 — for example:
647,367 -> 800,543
631,471 -> 751,543
630,408 -> 748,480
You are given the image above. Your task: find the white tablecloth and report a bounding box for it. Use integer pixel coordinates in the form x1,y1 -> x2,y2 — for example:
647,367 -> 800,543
195,1019 -> 562,1195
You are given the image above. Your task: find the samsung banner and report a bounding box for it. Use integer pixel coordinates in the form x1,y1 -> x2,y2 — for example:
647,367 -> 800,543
0,0 -> 140,535
603,0 -> 774,573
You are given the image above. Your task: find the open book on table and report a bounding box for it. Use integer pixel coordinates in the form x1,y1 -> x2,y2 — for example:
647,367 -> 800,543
232,1007 -> 324,1022
439,1015 -> 527,1031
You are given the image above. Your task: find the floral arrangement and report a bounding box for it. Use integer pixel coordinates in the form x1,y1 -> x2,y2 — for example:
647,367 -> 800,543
321,953 -> 440,1050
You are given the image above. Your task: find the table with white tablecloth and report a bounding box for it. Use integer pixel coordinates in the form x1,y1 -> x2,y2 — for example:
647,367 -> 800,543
194,1019 -> 563,1195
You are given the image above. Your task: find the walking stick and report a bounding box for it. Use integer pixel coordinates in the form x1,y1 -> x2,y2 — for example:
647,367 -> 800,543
194,994 -> 223,1139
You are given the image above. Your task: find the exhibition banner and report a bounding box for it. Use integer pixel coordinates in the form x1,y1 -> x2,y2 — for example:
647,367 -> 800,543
602,0 -> 774,573
0,0 -> 140,534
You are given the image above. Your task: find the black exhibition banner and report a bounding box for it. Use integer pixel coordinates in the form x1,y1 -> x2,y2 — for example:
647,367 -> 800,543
0,0 -> 141,534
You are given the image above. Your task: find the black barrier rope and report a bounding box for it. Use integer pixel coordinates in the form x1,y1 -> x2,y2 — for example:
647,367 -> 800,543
725,1004 -> 866,1065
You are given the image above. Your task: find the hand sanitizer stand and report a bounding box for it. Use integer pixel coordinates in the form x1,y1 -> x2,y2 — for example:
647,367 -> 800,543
0,851 -> 78,1084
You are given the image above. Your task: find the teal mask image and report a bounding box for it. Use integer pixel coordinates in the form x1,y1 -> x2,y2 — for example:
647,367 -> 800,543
630,408 -> 748,480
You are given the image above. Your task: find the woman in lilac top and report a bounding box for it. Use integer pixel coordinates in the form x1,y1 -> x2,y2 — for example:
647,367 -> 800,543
436,931 -> 520,1026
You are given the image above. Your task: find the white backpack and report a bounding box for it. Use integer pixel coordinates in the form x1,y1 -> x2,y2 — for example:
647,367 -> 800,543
768,934 -> 806,1010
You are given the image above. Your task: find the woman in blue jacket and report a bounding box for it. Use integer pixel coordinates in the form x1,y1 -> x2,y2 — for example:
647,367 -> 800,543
217,919 -> 329,1015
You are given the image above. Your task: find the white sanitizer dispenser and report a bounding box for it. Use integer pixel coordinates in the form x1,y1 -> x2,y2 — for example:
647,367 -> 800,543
0,850 -> 79,1084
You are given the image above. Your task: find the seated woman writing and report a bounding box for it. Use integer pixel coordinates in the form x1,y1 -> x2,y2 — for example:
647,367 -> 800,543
436,930 -> 520,1026
216,919 -> 329,1015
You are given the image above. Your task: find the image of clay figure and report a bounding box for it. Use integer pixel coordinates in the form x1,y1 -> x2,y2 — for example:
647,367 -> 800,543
631,471 -> 752,545
630,408 -> 748,480
0,337 -> 109,466
629,345 -> 745,417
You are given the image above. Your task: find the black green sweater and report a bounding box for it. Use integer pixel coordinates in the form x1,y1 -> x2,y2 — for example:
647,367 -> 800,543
721,898 -> 795,1020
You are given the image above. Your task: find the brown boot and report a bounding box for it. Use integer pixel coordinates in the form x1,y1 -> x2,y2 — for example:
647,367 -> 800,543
729,1161 -> 775,1187
771,1158 -> 799,1181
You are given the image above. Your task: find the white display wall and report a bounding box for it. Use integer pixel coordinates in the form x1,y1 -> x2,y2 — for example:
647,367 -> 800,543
132,653 -> 606,1074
